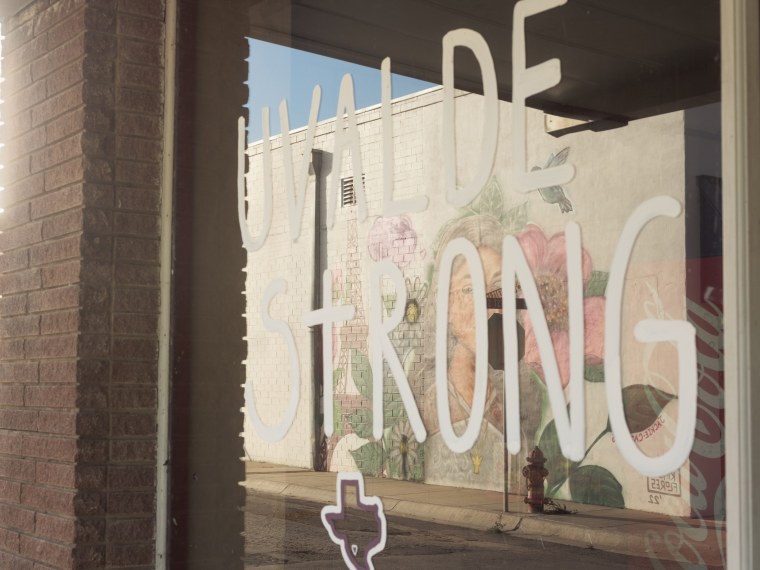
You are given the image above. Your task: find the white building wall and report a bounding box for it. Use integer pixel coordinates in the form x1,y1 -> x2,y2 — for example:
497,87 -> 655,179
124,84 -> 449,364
243,86 -> 692,517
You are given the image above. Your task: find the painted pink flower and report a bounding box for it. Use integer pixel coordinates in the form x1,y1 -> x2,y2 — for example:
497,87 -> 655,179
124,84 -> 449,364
517,225 -> 605,387
367,215 -> 417,269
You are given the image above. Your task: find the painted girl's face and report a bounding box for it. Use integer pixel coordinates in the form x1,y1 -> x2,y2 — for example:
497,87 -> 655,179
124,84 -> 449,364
448,246 -> 502,354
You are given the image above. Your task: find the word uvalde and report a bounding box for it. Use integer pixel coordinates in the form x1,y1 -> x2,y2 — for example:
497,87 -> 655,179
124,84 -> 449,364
238,0 -> 575,248
240,0 -> 697,479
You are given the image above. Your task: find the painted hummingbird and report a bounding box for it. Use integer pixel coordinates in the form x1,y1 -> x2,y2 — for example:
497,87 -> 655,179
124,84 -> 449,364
532,147 -> 573,213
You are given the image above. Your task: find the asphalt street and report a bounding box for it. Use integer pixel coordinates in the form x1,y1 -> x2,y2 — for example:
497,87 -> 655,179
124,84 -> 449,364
243,490 -> 687,569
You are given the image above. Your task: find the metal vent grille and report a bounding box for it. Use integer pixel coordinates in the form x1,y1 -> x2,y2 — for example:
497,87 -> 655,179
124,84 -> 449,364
340,177 -> 356,207
340,175 -> 364,207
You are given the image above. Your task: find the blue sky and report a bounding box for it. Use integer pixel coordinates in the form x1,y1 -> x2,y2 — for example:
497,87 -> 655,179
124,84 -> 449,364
245,38 -> 435,143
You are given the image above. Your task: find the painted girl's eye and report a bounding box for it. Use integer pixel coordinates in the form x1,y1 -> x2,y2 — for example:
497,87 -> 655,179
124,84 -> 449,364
462,285 -> 473,295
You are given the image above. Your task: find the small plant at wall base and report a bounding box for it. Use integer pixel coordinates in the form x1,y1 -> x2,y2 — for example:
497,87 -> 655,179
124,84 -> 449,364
489,513 -> 507,533
544,498 -> 577,515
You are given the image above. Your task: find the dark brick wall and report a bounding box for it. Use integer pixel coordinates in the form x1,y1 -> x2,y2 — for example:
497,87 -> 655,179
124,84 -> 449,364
0,0 -> 164,567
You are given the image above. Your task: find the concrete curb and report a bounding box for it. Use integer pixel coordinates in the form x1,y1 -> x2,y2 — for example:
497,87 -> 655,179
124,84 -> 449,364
244,479 -> 636,555
242,477 -> 725,567
245,480 -> 337,504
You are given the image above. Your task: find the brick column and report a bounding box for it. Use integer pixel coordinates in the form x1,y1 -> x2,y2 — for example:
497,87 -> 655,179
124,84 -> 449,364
0,0 -> 164,567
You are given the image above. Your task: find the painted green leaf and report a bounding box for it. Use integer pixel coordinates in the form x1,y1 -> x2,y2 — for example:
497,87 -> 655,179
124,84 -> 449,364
409,462 -> 424,482
622,384 -> 676,434
383,292 -> 397,317
382,430 -> 397,478
469,178 -> 504,218
569,465 -> 625,508
520,367 -> 547,448
584,364 -> 605,383
348,407 -> 373,439
384,400 -> 406,428
491,183 -> 504,216
333,368 -> 344,435
350,442 -> 384,477
526,366 -> 547,392
385,454 -> 400,479
502,201 -> 529,234
537,418 -> 578,491
425,264 -> 434,289
409,443 -> 425,482
585,271 -> 609,297
333,367 -> 343,384
351,349 -> 372,399
333,398 -> 343,436
344,278 -> 352,303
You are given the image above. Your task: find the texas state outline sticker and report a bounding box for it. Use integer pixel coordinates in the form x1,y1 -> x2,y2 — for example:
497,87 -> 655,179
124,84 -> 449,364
321,471 -> 387,570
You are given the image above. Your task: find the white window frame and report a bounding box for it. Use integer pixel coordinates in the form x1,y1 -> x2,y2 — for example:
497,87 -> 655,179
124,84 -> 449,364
156,0 -> 178,567
722,0 -> 760,567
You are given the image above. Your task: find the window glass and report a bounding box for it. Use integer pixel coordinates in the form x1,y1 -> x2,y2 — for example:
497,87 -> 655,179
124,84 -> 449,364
173,1 -> 725,568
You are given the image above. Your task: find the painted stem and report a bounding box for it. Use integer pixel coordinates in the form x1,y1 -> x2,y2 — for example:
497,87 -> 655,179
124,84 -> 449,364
546,424 -> 610,497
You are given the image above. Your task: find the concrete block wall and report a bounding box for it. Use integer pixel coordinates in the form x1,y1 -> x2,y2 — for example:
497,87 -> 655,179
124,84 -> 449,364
0,0 -> 164,567
243,128 -> 318,468
323,96 -> 431,473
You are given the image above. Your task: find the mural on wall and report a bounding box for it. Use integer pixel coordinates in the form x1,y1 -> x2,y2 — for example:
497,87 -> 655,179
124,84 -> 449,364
323,170 -> 688,510
382,273 -> 427,481
241,79 -> 716,520
419,179 -> 525,490
327,208 -> 427,481
326,206 -> 374,474
421,213 -> 508,489
236,13 -> 727,567
531,268 -> 679,508
509,197 -> 685,508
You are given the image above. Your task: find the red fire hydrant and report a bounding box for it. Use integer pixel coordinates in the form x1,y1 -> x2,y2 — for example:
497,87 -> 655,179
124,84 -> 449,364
522,446 -> 549,513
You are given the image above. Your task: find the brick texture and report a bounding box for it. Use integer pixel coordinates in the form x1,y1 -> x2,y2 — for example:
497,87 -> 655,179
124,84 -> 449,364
0,0 -> 164,568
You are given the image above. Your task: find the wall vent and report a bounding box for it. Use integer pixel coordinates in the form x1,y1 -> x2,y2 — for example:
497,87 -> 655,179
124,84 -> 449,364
340,175 -> 363,207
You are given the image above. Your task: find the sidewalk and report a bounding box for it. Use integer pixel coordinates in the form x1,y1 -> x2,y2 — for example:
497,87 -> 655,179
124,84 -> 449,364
243,461 -> 726,567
